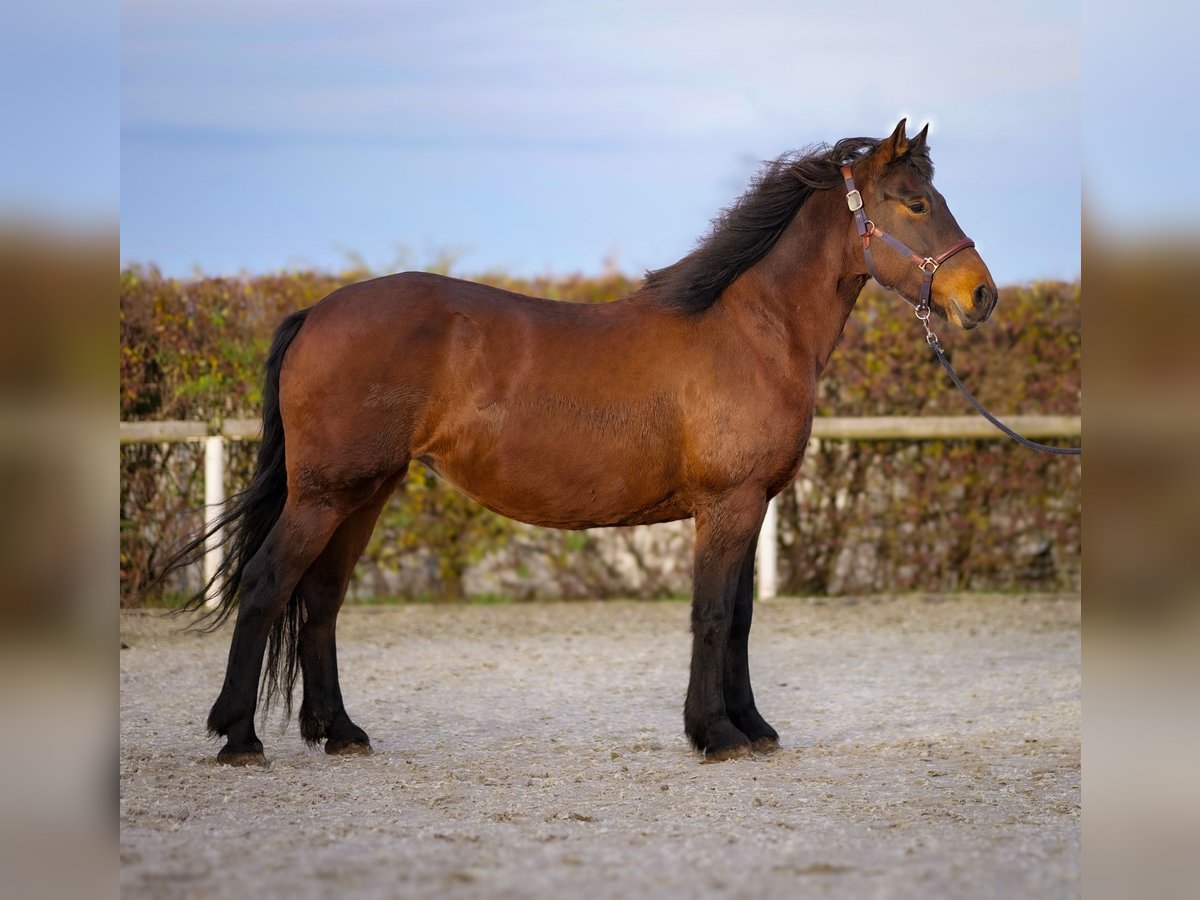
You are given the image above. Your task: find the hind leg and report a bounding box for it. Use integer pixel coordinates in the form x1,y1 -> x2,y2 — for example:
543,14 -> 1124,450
297,472 -> 404,755
723,535 -> 779,752
207,499 -> 348,763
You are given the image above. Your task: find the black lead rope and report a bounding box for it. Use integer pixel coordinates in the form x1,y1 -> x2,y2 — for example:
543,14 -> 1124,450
917,309 -> 1082,456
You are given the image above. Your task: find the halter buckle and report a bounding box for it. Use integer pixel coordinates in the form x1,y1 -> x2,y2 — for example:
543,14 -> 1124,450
920,257 -> 939,274
845,189 -> 863,212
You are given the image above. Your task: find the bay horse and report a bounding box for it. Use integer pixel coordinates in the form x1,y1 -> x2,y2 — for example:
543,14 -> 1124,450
165,120 -> 996,764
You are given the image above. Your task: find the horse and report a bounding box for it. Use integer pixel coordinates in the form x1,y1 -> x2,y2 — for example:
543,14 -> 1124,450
162,120 -> 996,764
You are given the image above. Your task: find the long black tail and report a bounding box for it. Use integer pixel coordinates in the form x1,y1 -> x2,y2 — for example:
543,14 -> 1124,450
157,308 -> 310,718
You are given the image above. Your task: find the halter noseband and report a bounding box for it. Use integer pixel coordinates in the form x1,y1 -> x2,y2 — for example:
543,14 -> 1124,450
839,165 -> 975,315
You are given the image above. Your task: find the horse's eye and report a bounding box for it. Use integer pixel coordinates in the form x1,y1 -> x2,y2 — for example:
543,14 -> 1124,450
907,201 -> 927,214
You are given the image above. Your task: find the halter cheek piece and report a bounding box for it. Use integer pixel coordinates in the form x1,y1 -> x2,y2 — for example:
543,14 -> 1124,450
839,165 -> 975,316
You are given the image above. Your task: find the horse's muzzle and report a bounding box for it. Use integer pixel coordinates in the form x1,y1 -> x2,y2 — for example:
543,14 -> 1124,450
973,283 -> 998,321
954,283 -> 997,329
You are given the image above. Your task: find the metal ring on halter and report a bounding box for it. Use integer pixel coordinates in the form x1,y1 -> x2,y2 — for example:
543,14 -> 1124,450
918,312 -> 939,347
920,258 -> 938,274
914,304 -> 931,321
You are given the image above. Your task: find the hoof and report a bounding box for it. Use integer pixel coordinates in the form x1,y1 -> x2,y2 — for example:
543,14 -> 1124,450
216,746 -> 268,767
689,717 -> 752,762
326,739 -> 372,756
730,709 -> 779,750
702,742 -> 752,763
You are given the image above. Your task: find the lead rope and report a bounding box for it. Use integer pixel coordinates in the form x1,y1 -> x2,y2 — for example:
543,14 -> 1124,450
914,304 -> 1082,456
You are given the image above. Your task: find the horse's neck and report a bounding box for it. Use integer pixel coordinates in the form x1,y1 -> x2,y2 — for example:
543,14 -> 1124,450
726,188 -> 864,379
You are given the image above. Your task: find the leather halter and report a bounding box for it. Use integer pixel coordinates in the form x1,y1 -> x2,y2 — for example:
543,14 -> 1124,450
840,165 -> 1080,456
840,165 -> 975,312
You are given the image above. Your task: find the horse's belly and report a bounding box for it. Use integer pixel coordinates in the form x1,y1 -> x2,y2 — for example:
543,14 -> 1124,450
422,410 -> 686,529
427,455 -> 687,529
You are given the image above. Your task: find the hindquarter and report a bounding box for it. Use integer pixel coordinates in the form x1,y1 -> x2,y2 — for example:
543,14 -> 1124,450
275,277 -> 458,502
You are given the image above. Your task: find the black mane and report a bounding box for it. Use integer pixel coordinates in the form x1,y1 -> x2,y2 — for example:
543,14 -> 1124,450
643,135 -> 933,314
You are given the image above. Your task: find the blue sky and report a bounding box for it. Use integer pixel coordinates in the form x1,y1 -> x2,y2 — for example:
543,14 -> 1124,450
120,0 -> 1080,283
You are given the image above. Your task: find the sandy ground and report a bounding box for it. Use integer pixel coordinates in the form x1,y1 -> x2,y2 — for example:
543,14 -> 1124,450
120,595 -> 1080,899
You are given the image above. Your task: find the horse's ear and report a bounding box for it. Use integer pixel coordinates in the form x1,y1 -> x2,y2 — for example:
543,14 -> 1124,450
907,123 -> 929,154
877,118 -> 908,163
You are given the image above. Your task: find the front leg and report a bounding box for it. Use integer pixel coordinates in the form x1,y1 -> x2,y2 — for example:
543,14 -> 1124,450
684,492 -> 767,761
723,535 -> 779,751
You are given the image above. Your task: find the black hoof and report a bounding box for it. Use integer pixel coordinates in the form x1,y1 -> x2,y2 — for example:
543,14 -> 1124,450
703,741 -> 752,763
688,718 -> 751,762
326,738 -> 372,756
216,739 -> 267,766
325,722 -> 372,756
732,711 -> 779,751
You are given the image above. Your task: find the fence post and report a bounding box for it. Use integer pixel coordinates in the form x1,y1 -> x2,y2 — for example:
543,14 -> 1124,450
203,435 -> 226,607
757,495 -> 778,599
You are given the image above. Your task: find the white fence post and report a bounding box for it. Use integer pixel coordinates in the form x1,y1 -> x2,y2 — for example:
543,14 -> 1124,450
203,435 -> 226,607
757,495 -> 778,599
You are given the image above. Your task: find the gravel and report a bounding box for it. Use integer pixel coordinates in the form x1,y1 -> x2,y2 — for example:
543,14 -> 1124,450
120,594 -> 1080,898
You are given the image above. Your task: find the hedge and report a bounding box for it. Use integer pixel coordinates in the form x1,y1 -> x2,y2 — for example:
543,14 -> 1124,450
119,266 -> 1080,604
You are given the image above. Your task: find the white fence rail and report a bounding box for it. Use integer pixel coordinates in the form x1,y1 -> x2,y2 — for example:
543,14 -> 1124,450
121,415 -> 1081,601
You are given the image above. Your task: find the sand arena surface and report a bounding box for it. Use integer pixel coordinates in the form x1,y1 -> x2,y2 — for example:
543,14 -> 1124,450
120,595 -> 1079,898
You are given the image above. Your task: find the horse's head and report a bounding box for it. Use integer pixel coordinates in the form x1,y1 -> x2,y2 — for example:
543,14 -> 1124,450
846,119 -> 997,329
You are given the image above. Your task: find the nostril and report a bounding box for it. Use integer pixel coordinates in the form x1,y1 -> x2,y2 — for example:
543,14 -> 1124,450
973,284 -> 997,316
